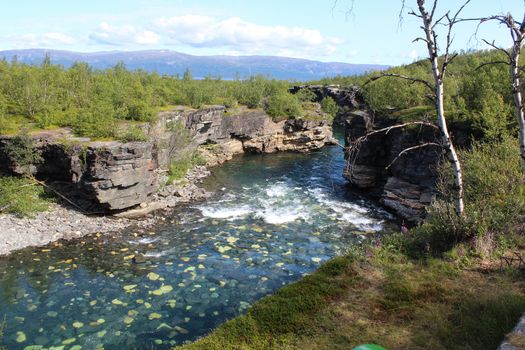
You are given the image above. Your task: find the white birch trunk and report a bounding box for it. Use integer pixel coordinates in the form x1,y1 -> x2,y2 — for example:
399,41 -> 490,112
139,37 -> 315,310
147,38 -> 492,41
510,39 -> 525,174
417,0 -> 465,216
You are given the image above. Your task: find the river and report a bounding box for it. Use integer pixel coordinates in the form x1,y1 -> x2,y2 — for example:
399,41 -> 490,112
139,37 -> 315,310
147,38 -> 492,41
0,129 -> 391,349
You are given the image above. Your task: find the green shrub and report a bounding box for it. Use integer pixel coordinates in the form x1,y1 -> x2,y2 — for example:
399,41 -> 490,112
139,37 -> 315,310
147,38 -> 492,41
295,88 -> 317,102
126,100 -> 154,122
0,176 -> 50,217
265,91 -> 303,121
117,126 -> 149,142
320,96 -> 338,118
71,104 -> 116,138
4,130 -> 43,175
406,137 -> 525,257
168,151 -> 206,184
0,116 -> 24,135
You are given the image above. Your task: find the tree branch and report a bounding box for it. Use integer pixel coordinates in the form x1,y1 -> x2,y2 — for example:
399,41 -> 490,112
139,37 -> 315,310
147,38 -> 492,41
481,39 -> 512,59
347,121 -> 439,150
475,61 -> 510,71
30,177 -> 89,215
385,142 -> 443,170
364,73 -> 435,93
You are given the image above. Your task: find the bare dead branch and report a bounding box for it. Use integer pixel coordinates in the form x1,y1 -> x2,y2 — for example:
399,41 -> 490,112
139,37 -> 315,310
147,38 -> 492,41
429,0 -> 439,22
475,61 -> 510,71
364,73 -> 435,93
385,142 -> 443,170
347,121 -> 439,148
481,39 -> 512,59
344,121 -> 440,180
333,0 -> 356,20
31,177 -> 88,215
413,36 -> 431,44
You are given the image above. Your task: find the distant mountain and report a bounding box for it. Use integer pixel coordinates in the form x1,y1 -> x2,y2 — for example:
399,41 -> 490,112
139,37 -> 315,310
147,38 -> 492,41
0,49 -> 389,81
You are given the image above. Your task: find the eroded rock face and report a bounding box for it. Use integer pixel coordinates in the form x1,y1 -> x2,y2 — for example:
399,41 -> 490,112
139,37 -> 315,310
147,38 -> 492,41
80,142 -> 158,210
159,106 -> 335,159
0,106 -> 334,212
343,110 -> 442,223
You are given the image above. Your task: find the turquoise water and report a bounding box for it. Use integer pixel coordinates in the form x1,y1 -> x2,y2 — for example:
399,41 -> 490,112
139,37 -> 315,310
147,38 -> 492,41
0,131 -> 391,349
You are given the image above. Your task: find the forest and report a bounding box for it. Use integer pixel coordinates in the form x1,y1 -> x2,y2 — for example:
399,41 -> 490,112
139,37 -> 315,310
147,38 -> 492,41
0,57 -> 326,139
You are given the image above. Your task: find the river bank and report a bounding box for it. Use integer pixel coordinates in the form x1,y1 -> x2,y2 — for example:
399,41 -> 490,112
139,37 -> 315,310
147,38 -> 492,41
0,161 -> 217,256
175,234 -> 525,350
0,103 -> 336,257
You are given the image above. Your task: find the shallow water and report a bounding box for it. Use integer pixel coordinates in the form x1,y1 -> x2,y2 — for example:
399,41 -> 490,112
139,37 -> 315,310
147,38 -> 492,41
0,130 -> 392,349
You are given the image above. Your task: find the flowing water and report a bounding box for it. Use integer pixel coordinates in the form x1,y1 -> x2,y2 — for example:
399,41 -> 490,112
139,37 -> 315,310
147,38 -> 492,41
0,130 -> 392,349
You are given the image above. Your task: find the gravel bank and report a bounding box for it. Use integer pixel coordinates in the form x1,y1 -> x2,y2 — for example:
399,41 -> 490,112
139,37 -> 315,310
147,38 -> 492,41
0,165 -> 213,256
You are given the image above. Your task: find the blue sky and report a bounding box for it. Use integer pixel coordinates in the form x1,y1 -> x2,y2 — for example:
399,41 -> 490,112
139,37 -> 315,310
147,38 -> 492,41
1,0 -> 523,65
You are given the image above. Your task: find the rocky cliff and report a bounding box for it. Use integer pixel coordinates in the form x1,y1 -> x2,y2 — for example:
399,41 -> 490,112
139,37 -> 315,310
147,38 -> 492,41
0,106 -> 334,212
291,84 -> 445,223
343,111 -> 442,223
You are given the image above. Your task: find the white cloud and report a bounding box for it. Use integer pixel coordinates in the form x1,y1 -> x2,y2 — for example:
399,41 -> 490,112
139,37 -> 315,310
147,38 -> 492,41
8,32 -> 76,47
88,16 -> 343,57
90,22 -> 160,45
155,16 -> 343,54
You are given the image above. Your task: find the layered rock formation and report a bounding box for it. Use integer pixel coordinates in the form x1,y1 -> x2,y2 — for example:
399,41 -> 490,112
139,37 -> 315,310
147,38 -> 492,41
290,84 -> 448,222
343,110 -> 442,223
0,106 -> 334,212
159,105 -> 334,166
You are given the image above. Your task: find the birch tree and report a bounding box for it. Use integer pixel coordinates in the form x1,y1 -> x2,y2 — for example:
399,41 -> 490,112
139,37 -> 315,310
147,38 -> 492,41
476,6 -> 525,174
348,0 -> 469,216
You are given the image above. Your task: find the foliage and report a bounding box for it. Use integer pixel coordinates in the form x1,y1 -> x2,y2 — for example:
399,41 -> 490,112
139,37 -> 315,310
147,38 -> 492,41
315,49 -> 517,141
168,151 -> 207,184
264,90 -> 303,121
0,60 -> 311,139
4,130 -> 43,175
117,126 -> 149,142
0,176 -> 50,217
295,88 -> 317,102
320,96 -> 338,118
404,137 -> 525,257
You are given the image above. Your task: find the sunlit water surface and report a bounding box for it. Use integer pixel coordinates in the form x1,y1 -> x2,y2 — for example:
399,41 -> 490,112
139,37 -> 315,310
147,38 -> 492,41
0,130 -> 392,349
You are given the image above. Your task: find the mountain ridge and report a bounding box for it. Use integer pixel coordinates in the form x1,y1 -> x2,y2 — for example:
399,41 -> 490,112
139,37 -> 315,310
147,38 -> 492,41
0,49 -> 389,81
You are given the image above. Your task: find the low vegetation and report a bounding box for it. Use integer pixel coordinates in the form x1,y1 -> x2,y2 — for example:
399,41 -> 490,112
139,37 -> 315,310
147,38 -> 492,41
0,177 -> 51,217
168,150 -> 207,184
0,130 -> 52,217
176,238 -> 525,350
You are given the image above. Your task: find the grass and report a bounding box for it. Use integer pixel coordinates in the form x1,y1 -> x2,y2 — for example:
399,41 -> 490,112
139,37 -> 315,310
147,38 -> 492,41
167,151 -> 207,184
0,176 -> 51,217
175,237 -> 525,350
389,105 -> 435,122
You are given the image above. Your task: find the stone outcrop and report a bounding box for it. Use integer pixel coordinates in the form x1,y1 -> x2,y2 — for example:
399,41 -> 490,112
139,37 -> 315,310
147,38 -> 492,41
0,106 -> 334,212
291,84 -> 444,222
158,105 -> 334,165
343,109 -> 442,223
